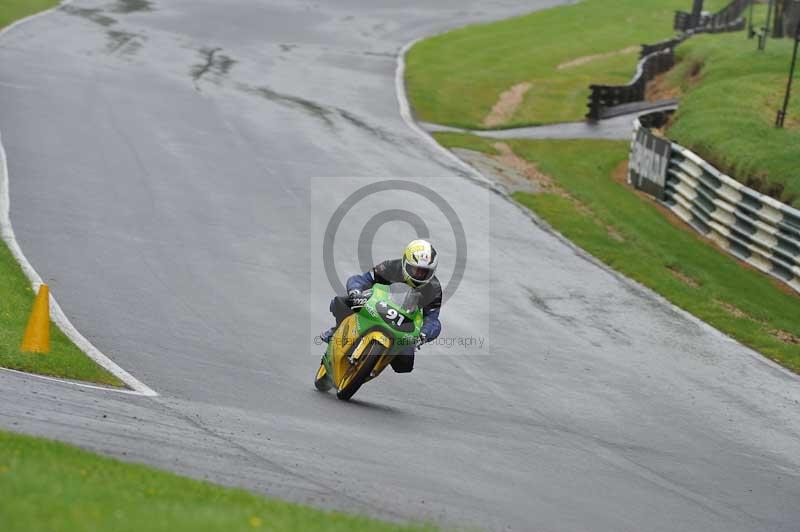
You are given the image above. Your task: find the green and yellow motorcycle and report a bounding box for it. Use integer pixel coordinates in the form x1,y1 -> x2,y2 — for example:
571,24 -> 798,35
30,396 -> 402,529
314,284 -> 422,401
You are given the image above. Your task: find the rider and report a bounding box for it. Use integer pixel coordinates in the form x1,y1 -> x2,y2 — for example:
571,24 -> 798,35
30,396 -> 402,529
321,239 -> 442,374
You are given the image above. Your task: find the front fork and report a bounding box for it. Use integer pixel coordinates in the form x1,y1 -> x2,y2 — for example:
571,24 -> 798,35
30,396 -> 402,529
326,329 -> 392,386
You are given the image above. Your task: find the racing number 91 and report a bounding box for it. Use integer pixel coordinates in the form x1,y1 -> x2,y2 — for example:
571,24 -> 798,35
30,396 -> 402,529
377,303 -> 415,332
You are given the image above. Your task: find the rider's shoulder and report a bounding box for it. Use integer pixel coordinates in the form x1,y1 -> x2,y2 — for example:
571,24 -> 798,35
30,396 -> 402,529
373,258 -> 403,282
427,275 -> 442,291
420,276 -> 442,298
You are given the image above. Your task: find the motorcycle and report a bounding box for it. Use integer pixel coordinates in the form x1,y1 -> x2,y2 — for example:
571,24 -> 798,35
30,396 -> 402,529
314,284 -> 422,401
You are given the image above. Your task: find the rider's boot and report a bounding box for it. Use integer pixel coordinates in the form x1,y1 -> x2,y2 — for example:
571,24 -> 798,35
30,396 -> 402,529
320,325 -> 336,344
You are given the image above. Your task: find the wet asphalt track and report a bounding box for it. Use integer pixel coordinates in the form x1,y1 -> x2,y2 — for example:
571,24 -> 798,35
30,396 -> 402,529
2,1 -> 800,531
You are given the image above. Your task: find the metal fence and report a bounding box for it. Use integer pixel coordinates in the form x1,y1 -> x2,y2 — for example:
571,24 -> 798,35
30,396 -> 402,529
630,118 -> 800,293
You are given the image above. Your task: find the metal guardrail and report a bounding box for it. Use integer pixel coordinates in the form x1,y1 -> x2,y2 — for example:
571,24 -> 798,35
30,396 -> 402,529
694,16 -> 747,34
674,10 -> 692,33
640,35 -> 688,58
675,0 -> 750,32
630,118 -> 800,293
587,1 -> 749,121
587,49 -> 675,121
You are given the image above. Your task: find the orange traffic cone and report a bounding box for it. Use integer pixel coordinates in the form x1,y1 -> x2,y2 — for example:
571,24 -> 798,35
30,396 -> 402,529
20,284 -> 50,354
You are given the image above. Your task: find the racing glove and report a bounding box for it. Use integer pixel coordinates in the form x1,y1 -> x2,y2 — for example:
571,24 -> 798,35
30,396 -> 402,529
348,289 -> 368,309
415,333 -> 428,351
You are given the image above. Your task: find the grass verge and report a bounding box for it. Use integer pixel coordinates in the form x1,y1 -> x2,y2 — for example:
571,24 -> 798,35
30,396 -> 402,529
0,0 -> 59,29
662,31 -> 800,204
435,133 -> 800,373
0,0 -> 122,385
405,0 -> 730,129
0,243 -> 121,385
0,430 -> 434,532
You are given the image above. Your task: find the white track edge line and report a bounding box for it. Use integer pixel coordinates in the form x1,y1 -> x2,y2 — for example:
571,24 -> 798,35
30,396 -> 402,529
0,0 -> 73,37
394,38 -> 800,385
0,3 -> 157,397
0,367 -> 149,396
395,39 -> 492,186
0,133 -> 157,397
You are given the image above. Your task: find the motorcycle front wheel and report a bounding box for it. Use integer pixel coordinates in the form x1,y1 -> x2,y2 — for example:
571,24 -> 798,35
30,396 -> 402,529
336,341 -> 384,401
314,363 -> 333,392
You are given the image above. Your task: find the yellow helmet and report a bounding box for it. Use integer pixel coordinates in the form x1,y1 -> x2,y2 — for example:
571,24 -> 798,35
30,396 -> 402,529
402,239 -> 438,288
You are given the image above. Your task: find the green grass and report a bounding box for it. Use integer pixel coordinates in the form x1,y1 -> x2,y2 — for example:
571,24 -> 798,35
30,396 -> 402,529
406,0 -> 800,202
0,0 -> 122,385
430,132 -> 501,154
435,133 -> 800,373
664,31 -> 800,204
0,0 -> 60,29
0,430 -> 434,532
406,0 -> 701,129
0,243 -> 121,385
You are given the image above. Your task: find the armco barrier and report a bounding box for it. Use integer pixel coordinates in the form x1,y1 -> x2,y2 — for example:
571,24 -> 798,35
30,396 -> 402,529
640,35 -> 688,58
675,0 -> 750,33
630,117 -> 800,293
694,16 -> 746,34
588,1 -> 747,121
587,49 -> 675,121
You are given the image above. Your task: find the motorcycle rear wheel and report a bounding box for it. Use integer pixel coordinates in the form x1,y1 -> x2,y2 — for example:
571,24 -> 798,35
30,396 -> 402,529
336,341 -> 383,401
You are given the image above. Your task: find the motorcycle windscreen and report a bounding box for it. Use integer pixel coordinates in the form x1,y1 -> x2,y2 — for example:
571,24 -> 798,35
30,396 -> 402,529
401,290 -> 421,313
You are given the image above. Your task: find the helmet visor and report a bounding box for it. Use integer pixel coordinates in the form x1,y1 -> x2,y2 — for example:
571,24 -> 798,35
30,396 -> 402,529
404,262 -> 435,283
